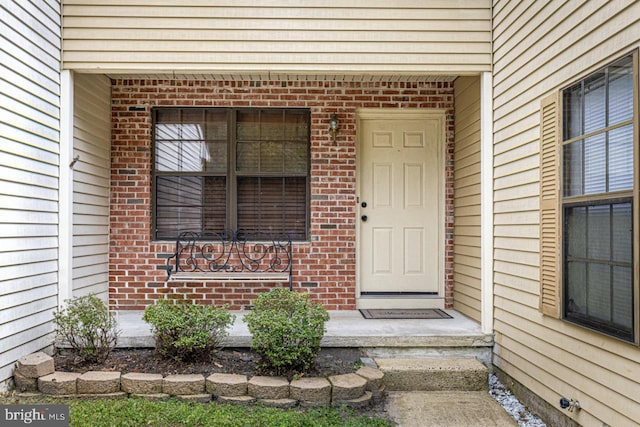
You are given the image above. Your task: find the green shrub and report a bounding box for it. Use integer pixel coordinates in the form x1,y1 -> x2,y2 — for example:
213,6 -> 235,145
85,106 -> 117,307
53,295 -> 119,363
143,300 -> 235,361
243,289 -> 329,375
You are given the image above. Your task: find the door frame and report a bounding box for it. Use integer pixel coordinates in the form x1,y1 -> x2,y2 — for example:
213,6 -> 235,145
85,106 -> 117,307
355,108 -> 447,309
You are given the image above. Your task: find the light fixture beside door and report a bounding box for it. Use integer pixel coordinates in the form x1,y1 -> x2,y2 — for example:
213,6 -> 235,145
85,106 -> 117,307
328,113 -> 339,142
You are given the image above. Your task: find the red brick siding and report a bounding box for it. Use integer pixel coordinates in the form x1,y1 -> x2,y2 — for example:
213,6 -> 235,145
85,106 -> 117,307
110,80 -> 455,310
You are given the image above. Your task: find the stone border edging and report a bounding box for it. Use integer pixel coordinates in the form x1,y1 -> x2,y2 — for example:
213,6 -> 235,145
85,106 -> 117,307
13,352 -> 385,409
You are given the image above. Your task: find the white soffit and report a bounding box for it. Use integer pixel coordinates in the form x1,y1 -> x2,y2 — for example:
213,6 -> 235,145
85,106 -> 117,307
105,73 -> 458,83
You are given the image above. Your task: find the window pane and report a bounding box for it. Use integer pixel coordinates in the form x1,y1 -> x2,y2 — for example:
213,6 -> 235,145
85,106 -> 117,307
156,109 -> 205,140
236,110 -> 309,174
586,263 -> 611,322
155,123 -> 204,141
204,110 -> 228,173
157,176 -> 203,206
586,205 -> 610,261
566,261 -> 587,316
583,71 -> 606,134
204,110 -> 228,139
156,176 -> 203,238
612,202 -> 632,263
284,141 -> 308,173
285,110 -> 310,141
156,140 -> 227,172
156,176 -> 226,238
156,206 -> 203,240
608,125 -> 634,191
261,110 -> 284,140
202,141 -> 227,173
237,110 -> 260,140
583,133 -> 606,194
608,56 -> 634,125
155,136 -> 203,172
155,108 -> 228,173
203,177 -> 227,233
563,83 -> 582,141
565,206 -> 586,259
563,140 -> 583,197
156,108 -> 203,125
261,140 -> 284,172
155,108 -> 181,124
237,177 -> 306,239
612,266 -> 633,333
237,141 -> 259,171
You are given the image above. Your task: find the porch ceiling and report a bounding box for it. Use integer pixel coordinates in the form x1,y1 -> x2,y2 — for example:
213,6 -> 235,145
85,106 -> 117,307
105,72 -> 458,83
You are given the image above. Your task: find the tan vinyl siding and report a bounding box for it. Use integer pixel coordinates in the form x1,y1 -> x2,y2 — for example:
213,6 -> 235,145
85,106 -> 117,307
62,0 -> 491,74
453,76 -> 481,322
492,0 -> 640,425
0,0 -> 61,390
72,74 -> 111,299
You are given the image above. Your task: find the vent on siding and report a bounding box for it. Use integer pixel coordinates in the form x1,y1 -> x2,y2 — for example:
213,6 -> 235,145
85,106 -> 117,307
539,94 -> 561,318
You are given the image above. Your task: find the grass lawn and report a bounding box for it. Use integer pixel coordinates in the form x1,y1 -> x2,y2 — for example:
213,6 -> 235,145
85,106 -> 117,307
0,395 -> 393,427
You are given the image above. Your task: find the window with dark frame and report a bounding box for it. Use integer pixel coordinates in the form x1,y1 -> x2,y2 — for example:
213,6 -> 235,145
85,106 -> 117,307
561,55 -> 636,341
153,108 -> 310,241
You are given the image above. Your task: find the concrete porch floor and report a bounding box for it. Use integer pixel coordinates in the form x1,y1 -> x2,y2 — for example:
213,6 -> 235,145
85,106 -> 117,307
114,309 -> 494,365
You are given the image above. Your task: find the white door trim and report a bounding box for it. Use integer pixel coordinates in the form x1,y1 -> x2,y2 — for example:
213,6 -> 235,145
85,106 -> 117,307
355,108 -> 447,309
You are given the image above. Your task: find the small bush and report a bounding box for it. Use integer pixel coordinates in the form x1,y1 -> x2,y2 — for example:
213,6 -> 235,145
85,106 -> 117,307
53,295 -> 119,363
244,289 -> 329,375
143,300 -> 235,362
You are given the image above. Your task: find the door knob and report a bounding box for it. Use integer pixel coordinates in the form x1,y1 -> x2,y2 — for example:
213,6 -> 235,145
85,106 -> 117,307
361,215 -> 368,222
361,202 -> 367,208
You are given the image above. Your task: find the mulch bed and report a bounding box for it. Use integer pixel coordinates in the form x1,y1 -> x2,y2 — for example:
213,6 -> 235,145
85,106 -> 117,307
53,347 -> 365,379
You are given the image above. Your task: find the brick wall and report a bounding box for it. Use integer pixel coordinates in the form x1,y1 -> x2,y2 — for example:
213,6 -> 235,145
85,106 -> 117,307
110,79 -> 455,310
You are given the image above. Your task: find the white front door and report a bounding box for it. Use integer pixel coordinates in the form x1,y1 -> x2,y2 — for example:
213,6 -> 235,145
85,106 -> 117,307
357,110 -> 444,308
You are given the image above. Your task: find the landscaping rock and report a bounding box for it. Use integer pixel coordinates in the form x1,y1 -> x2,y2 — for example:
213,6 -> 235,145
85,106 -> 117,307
121,373 -> 163,394
328,373 -> 367,401
356,366 -> 386,402
77,371 -> 121,394
217,395 -> 256,405
206,373 -> 247,397
16,352 -> 55,378
131,393 -> 170,402
38,372 -> 81,395
163,374 -> 205,395
248,376 -> 289,400
356,366 -> 384,390
333,391 -> 373,409
175,394 -> 212,403
13,370 -> 38,392
259,398 -> 297,409
290,377 -> 331,406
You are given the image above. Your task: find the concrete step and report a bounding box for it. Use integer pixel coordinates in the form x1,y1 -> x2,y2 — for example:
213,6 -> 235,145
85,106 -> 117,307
385,391 -> 518,427
375,358 -> 488,392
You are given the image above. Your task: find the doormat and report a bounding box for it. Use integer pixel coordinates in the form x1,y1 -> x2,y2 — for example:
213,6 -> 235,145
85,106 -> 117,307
359,309 -> 453,319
